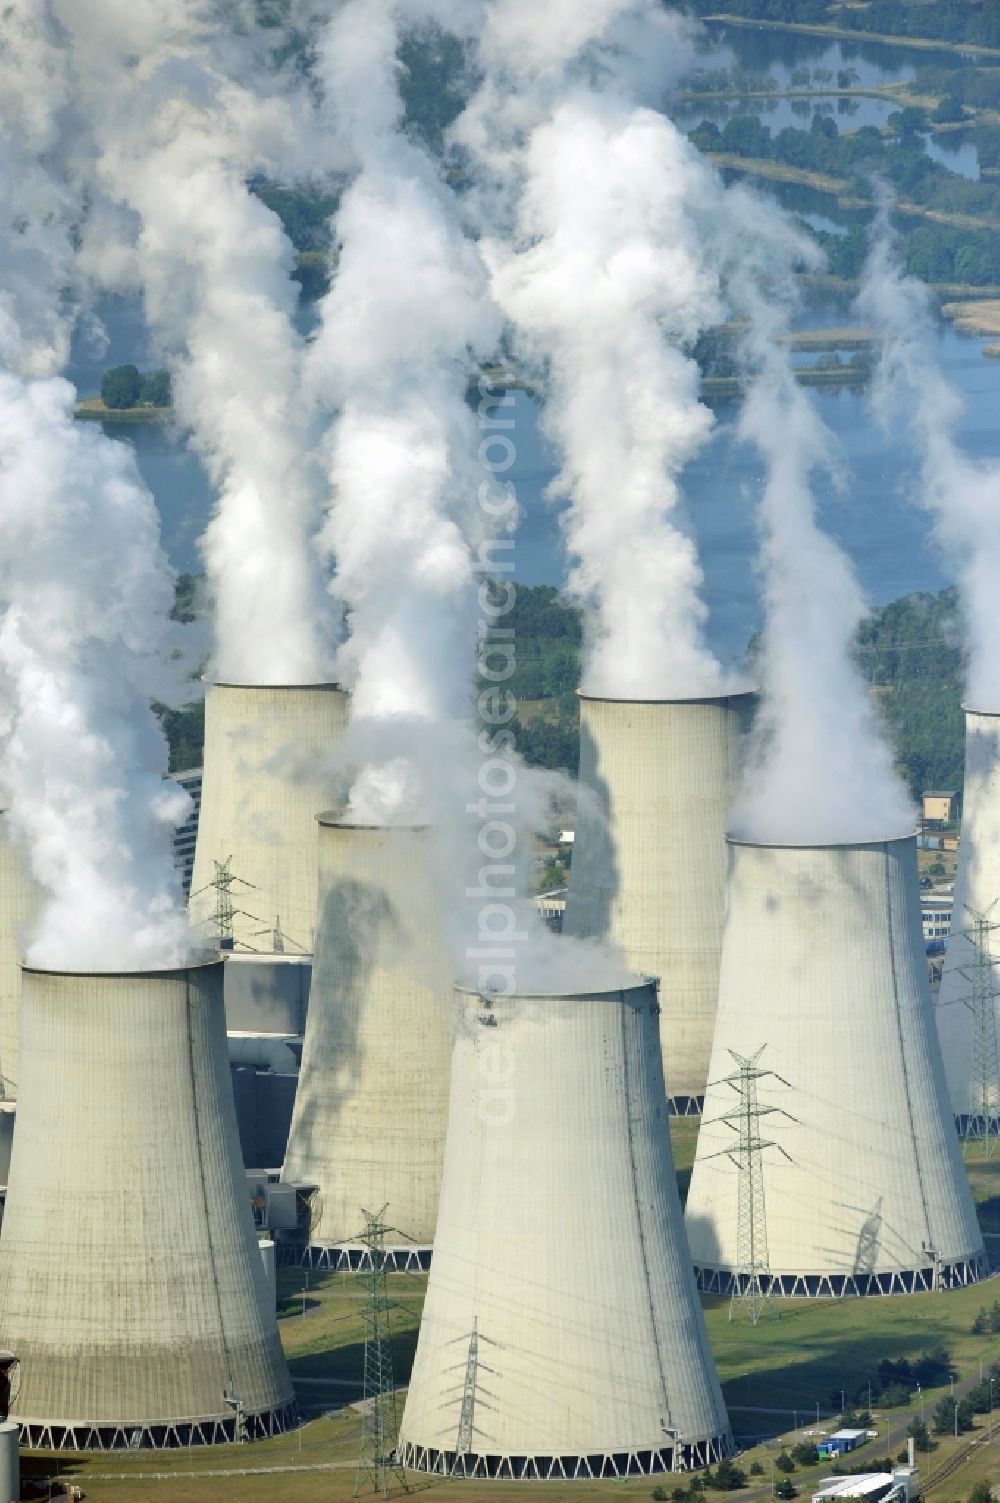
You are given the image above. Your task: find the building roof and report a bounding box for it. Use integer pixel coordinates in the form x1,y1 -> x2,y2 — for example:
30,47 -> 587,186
812,1477 -> 894,1500
922,789 -> 957,798
829,1428 -> 867,1440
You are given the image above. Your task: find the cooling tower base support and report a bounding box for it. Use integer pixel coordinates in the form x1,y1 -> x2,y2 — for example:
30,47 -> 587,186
955,1112 -> 1000,1139
280,1242 -> 431,1274
694,1253 -> 988,1300
667,1093 -> 703,1118
17,1401 -> 298,1453
398,1432 -> 732,1480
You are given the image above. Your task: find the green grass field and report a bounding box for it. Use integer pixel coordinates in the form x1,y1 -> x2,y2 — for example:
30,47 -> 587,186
19,1128 -> 1000,1502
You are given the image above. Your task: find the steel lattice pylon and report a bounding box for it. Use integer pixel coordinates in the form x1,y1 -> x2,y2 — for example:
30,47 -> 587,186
701,1046 -> 796,1325
942,902 -> 1000,1156
189,855 -> 257,948
354,1206 -> 409,1498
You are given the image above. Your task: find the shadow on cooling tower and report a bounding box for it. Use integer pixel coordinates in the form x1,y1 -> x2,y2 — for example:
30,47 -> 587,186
282,877 -> 391,1175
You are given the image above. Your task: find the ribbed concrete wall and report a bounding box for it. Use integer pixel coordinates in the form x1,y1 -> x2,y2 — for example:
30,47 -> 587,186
564,693 -> 753,1112
282,821 -> 452,1260
399,980 -> 732,1479
0,813 -> 38,1097
936,707 -> 1000,1125
189,683 -> 348,954
0,962 -> 295,1445
686,838 -> 986,1296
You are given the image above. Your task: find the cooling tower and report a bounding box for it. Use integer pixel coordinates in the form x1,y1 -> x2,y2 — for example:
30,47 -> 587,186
564,692 -> 753,1113
686,837 -> 986,1299
935,706 -> 1000,1132
189,682 -> 348,955
398,979 -> 733,1480
281,818 -> 452,1269
0,960 -> 295,1449
0,812 -> 38,1097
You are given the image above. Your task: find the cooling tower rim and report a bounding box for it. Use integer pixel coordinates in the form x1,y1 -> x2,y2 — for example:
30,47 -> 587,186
20,956 -> 222,980
455,975 -> 656,1003
316,810 -> 429,832
576,686 -> 756,706
204,678 -> 345,692
725,830 -> 918,851
961,701 -> 1000,718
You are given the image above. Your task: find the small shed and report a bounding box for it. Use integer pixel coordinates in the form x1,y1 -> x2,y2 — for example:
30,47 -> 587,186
921,790 -> 957,828
817,1428 -> 867,1458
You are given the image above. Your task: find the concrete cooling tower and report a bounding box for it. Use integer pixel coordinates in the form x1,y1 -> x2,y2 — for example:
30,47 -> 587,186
935,706 -> 1000,1134
189,682 -> 348,956
564,692 -> 753,1114
0,960 -> 295,1449
0,813 -> 37,1098
398,979 -> 733,1480
686,837 -> 986,1300
281,818 -> 452,1270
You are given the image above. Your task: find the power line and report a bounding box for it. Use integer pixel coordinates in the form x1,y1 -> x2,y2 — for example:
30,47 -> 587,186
701,1046 -> 797,1326
353,1206 -> 409,1499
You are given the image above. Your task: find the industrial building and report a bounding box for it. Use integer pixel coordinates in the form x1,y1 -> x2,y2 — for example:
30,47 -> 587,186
0,813 -> 37,1099
281,818 -> 453,1269
398,978 -> 733,1479
564,691 -> 753,1113
0,960 -> 295,1449
189,681 -> 348,956
170,767 -> 202,897
935,705 -> 1000,1134
686,836 -> 987,1298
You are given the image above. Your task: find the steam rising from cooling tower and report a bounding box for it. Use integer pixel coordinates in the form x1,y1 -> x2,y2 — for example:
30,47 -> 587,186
0,373 -> 194,968
458,2 -> 733,697
859,202 -> 1000,710
726,202 -> 913,844
54,0 -> 334,684
307,0 -> 500,824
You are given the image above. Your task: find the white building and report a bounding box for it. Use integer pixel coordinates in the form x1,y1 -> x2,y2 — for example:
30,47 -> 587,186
281,819 -> 453,1268
920,889 -> 952,944
686,836 -> 986,1298
398,978 -> 733,1480
564,691 -> 754,1114
0,960 -> 294,1448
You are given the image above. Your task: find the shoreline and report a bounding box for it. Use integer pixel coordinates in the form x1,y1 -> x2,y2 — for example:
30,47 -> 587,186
75,399 -> 172,424
704,12 -> 1000,61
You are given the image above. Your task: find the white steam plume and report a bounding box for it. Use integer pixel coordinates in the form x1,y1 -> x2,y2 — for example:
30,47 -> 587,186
306,0 -> 500,820
0,373 -> 194,969
0,1 -> 80,377
857,201 -> 1000,709
726,194 -> 913,844
54,0 -> 334,685
457,2 -> 732,696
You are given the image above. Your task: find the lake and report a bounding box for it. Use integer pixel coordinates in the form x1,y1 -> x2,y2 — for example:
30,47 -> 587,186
75,287 -> 1000,677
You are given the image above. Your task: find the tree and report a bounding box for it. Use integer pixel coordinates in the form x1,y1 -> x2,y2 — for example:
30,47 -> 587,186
139,367 -> 172,407
791,1441 -> 819,1465
774,1482 -> 797,1501
907,1417 -> 933,1453
932,94 -> 965,124
967,1483 -> 993,1503
100,363 -> 143,409
708,1459 -> 747,1491
775,1452 -> 795,1473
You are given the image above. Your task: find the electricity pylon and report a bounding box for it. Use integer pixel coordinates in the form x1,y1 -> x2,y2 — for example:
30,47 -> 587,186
190,855 -> 258,948
701,1046 -> 796,1325
249,915 -> 307,956
450,1318 -> 497,1466
354,1206 -> 409,1498
942,902 -> 1000,1157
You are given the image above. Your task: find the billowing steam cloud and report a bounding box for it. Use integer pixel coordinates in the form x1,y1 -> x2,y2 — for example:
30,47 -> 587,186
0,1 -> 79,378
726,195 -> 913,844
306,0 -> 500,821
0,370 -> 193,968
457,2 -> 733,696
858,202 -> 1000,710
54,0 -> 334,685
